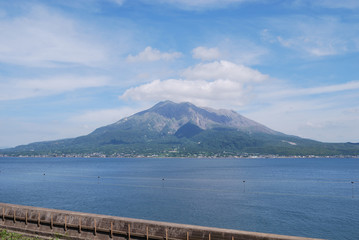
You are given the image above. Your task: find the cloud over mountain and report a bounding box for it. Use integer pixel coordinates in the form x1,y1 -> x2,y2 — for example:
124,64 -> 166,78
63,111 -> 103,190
120,60 -> 268,106
182,60 -> 267,82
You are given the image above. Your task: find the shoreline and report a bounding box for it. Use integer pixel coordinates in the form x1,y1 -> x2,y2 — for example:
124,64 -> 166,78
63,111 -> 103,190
1,154 -> 358,159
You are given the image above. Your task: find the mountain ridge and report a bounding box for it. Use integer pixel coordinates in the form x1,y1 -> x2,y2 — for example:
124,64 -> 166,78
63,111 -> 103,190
111,100 -> 279,135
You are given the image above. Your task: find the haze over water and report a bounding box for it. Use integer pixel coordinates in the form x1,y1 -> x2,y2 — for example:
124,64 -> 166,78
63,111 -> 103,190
0,157 -> 358,240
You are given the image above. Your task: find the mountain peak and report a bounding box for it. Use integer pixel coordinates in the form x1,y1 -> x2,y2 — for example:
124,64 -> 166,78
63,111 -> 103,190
121,100 -> 278,135
138,100 -> 199,121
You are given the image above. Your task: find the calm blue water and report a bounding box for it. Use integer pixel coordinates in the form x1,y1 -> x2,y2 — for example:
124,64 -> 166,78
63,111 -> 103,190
0,157 -> 358,240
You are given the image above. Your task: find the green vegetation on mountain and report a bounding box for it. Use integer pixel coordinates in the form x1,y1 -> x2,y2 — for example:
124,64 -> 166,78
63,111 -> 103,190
1,101 -> 359,157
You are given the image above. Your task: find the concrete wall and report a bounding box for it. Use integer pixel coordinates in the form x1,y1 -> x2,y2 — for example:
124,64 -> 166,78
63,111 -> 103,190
0,203 -> 322,240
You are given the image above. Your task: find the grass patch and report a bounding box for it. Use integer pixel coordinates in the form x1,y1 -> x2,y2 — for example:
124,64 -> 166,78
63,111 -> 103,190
0,229 -> 60,240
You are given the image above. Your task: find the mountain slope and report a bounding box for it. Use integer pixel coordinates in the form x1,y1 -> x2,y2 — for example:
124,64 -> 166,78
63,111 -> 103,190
1,101 -> 359,157
95,101 -> 279,135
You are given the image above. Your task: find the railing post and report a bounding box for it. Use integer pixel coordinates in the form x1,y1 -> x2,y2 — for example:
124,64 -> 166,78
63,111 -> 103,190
64,216 -> 67,231
50,214 -> 53,229
128,223 -> 131,240
94,219 -> 97,236
146,226 -> 149,240
37,212 -> 40,227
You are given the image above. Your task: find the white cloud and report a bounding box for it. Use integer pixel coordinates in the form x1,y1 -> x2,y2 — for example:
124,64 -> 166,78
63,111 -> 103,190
221,39 -> 269,65
262,81 -> 359,99
127,46 -> 182,62
108,0 -> 126,6
192,46 -> 220,60
147,0 -> 251,10
312,0 -> 359,9
196,39 -> 269,66
275,33 -> 342,57
0,76 -> 108,101
0,6 -> 107,67
121,79 -> 250,107
182,60 -> 268,82
120,60 -> 268,106
263,16 -> 359,57
283,0 -> 359,11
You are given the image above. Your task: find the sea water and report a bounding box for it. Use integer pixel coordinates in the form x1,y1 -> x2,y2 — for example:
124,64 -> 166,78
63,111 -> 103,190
0,157 -> 358,240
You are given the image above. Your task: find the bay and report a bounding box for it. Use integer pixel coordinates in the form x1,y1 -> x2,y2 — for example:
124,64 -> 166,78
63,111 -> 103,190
0,157 -> 358,240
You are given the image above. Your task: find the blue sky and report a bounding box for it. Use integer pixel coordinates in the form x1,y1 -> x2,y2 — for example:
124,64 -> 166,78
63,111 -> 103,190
1,0 -> 359,148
